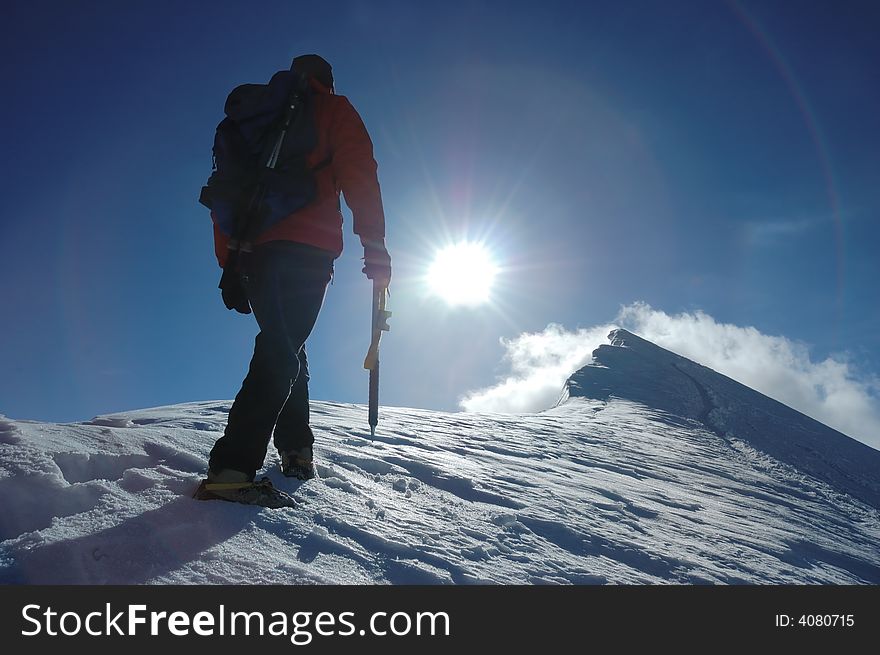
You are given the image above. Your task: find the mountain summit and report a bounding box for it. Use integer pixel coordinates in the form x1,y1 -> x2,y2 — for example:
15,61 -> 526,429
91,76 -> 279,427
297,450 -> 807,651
563,329 -> 880,510
0,329 -> 878,584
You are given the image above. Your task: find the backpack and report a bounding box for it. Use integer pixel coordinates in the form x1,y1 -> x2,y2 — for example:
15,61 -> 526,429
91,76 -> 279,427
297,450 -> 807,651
199,67 -> 329,243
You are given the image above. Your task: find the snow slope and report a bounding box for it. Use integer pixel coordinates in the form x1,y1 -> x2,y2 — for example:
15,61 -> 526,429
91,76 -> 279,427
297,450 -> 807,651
1,330 -> 878,584
564,329 -> 880,510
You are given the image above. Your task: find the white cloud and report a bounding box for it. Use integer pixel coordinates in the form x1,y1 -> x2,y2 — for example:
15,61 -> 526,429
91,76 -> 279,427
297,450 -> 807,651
744,216 -> 823,246
461,302 -> 880,449
459,323 -> 614,414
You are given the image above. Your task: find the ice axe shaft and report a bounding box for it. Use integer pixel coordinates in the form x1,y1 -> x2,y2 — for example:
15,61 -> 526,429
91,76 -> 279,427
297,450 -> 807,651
368,360 -> 380,437
364,282 -> 390,436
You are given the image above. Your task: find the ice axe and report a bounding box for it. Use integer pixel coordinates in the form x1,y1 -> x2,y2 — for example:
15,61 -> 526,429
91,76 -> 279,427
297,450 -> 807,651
364,281 -> 391,436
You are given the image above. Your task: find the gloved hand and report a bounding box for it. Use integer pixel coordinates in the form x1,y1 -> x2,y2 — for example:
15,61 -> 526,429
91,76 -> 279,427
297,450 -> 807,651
362,239 -> 392,288
218,268 -> 252,314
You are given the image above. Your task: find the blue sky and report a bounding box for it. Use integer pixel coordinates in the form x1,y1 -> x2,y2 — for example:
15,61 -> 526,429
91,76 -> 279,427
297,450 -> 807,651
1,0 -> 878,426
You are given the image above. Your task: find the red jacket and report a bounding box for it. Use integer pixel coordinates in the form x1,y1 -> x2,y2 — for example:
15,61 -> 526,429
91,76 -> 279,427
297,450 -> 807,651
213,79 -> 386,267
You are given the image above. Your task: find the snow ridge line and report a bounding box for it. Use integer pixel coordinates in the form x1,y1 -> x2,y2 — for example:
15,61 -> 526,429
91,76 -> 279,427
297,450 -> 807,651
671,363 -> 718,434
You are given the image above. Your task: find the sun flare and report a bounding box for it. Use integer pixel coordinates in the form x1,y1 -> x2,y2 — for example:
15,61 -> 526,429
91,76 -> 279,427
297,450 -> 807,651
427,242 -> 498,305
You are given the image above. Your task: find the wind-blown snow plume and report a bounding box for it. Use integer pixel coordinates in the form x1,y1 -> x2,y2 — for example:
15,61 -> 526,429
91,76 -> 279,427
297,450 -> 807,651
461,302 -> 880,449
459,323 -> 613,413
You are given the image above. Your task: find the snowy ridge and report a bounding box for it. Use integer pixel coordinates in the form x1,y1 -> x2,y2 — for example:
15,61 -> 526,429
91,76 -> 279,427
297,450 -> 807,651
0,331 -> 878,584
566,329 -> 880,510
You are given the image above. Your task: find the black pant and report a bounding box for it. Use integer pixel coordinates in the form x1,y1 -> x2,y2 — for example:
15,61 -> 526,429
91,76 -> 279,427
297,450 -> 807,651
209,242 -> 334,479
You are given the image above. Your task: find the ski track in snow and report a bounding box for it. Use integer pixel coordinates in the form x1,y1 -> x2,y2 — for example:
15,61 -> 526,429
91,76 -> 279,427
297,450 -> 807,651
0,393 -> 878,586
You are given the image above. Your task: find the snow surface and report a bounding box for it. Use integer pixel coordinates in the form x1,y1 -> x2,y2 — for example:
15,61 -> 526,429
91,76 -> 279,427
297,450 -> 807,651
1,330 -> 878,584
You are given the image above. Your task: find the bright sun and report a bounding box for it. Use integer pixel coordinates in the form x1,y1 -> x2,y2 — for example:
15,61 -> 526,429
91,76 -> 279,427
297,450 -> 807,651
427,242 -> 498,305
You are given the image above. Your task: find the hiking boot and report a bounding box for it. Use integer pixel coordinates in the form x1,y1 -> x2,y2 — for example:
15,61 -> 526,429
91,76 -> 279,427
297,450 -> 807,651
206,468 -> 251,484
193,475 -> 297,509
280,445 -> 315,480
